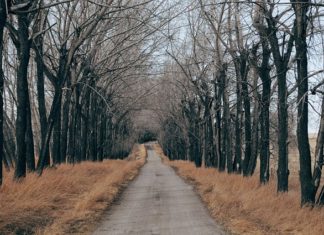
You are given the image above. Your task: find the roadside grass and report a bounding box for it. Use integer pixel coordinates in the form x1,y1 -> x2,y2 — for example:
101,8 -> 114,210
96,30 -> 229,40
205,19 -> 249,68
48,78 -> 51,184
154,144 -> 324,235
0,144 -> 147,235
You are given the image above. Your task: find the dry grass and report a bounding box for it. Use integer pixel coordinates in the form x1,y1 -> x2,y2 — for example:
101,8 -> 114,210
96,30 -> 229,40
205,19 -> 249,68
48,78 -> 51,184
288,137 -> 317,176
154,144 -> 324,235
0,144 -> 147,235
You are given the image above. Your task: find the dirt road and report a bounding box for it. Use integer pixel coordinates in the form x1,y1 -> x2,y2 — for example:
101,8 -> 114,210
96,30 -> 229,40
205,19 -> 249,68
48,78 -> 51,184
93,146 -> 225,235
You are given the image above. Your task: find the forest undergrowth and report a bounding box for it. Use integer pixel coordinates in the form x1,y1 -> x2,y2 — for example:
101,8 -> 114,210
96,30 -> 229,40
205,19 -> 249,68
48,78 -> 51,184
0,144 -> 147,235
154,144 -> 324,235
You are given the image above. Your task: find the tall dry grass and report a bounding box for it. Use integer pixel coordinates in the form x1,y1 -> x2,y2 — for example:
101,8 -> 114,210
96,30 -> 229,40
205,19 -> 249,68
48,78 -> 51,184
154,144 -> 324,235
0,144 -> 147,235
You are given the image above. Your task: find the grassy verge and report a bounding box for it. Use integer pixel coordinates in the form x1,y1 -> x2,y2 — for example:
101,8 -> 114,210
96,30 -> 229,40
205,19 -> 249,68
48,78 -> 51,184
0,144 -> 147,235
154,144 -> 324,235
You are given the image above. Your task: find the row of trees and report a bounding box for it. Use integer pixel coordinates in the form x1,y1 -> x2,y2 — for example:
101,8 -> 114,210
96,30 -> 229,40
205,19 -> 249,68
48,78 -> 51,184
157,0 -> 324,206
0,0 -> 174,184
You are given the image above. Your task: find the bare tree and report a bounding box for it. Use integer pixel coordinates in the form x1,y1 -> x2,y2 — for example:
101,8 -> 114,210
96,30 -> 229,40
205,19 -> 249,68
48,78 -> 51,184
0,0 -> 8,185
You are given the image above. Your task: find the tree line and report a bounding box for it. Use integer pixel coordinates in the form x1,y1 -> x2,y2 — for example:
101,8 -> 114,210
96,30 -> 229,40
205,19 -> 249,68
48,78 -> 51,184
0,0 -> 174,184
157,0 -> 324,206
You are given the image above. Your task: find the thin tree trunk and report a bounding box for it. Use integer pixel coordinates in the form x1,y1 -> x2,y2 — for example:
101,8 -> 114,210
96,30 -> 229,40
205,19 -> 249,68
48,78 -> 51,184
233,61 -> 242,173
247,69 -> 260,176
204,100 -> 214,167
195,119 -> 202,167
67,90 -> 75,164
60,78 -> 72,163
52,85 -> 62,165
72,85 -> 81,163
34,31 -> 50,168
314,96 -> 324,204
214,79 -> 221,168
89,90 -> 98,161
239,54 -> 252,176
26,94 -> 35,172
0,1 -> 6,185
98,107 -> 105,162
81,87 -> 90,161
4,115 -> 15,168
221,64 -> 231,172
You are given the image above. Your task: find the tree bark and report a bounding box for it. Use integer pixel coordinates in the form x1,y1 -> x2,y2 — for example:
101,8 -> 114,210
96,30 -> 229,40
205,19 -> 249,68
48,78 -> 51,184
98,105 -> 105,162
67,89 -> 75,164
89,91 -> 97,161
194,119 -> 202,167
266,14 -> 294,192
37,89 -> 63,175
220,64 -> 230,172
233,60 -> 243,173
259,40 -> 271,184
74,85 -> 82,163
247,69 -> 260,176
314,96 -> 324,204
14,13 -> 31,179
252,6 -> 272,183
81,87 -> 90,161
293,0 -> 314,205
52,85 -> 62,165
60,78 -> 72,163
26,94 -> 35,172
237,53 -> 252,177
214,79 -> 221,169
0,0 -> 6,185
203,99 -> 214,167
34,26 -> 50,168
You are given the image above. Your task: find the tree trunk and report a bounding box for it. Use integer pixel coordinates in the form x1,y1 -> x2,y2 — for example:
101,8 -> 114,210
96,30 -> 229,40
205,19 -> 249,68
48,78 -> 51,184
258,39 -> 272,184
194,119 -> 202,167
52,85 -> 62,165
26,94 -> 35,172
4,115 -> 15,168
98,107 -> 105,162
276,67 -> 289,191
266,16 -> 294,192
89,91 -> 97,161
247,69 -> 260,176
67,89 -> 75,164
34,32 -> 50,168
60,78 -> 72,163
293,0 -> 314,205
233,61 -> 243,173
70,85 -> 81,163
0,1 -> 6,184
37,88 -> 63,175
220,64 -> 231,172
81,87 -> 90,161
314,96 -> 324,204
214,78 -> 221,168
204,99 -> 214,167
238,54 -> 252,177
75,86 -> 82,162
14,13 -> 31,179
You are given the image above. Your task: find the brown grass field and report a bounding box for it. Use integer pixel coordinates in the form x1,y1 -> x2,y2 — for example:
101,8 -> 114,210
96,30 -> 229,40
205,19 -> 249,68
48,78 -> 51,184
0,144 -> 147,235
154,143 -> 324,235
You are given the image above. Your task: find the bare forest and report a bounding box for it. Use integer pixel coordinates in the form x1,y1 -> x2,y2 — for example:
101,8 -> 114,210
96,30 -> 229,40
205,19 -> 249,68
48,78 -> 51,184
0,0 -> 172,179
1,0 -> 324,234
